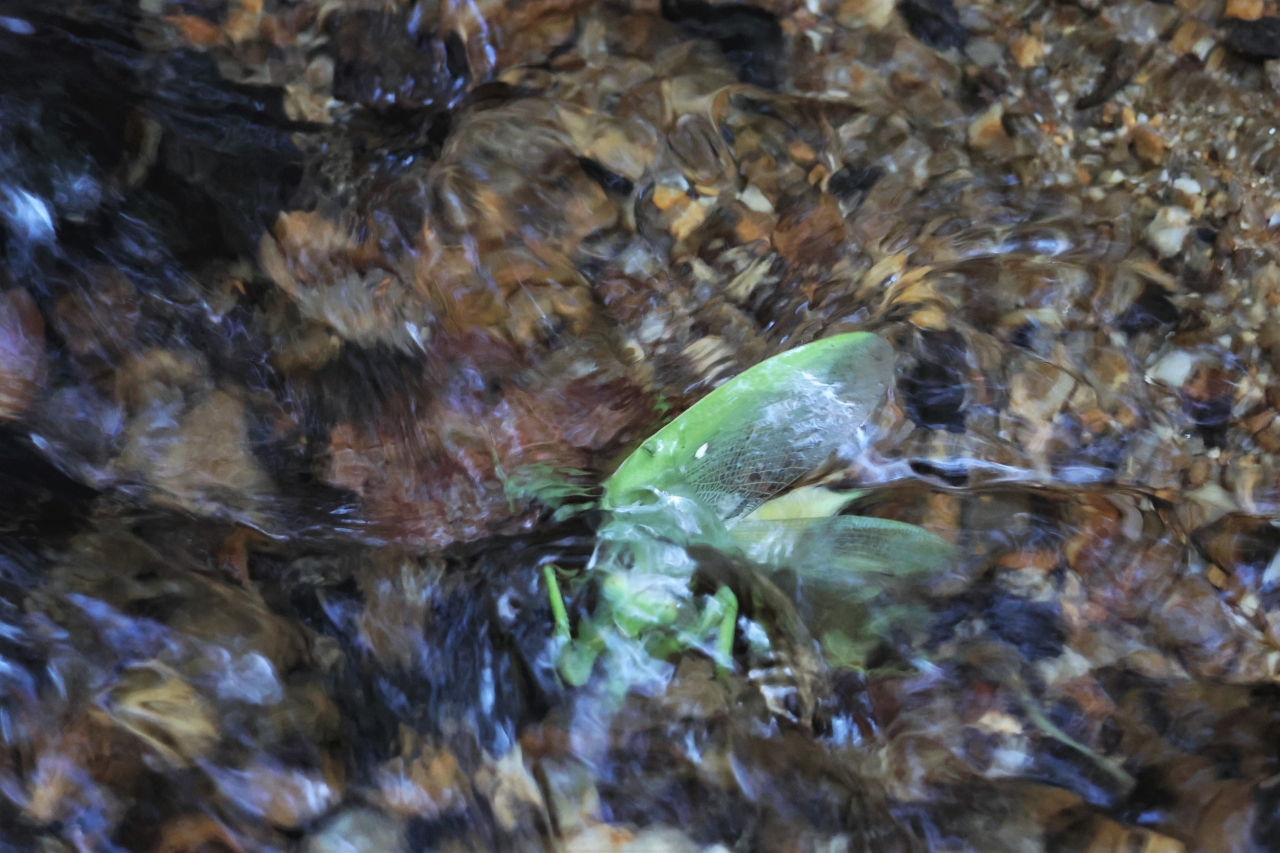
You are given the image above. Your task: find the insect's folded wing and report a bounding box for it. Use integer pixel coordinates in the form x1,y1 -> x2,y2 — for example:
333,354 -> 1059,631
603,332 -> 896,520
741,485 -> 865,521
730,516 -> 955,580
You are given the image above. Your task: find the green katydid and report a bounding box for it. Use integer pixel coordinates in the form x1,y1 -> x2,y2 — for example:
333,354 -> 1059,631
602,331 -> 953,579
548,332 -> 956,686
601,332 -> 895,520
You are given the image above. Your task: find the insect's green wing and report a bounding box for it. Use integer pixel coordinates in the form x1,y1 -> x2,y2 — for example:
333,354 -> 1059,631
730,516 -> 956,581
601,332 -> 895,520
743,485 -> 865,521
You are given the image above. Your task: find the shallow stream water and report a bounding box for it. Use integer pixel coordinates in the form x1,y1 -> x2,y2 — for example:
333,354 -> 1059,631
2,1 -> 1280,851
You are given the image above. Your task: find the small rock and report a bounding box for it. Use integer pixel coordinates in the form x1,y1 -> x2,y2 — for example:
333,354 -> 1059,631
670,197 -> 711,241
1147,349 -> 1196,388
1145,206 -> 1192,258
567,825 -> 701,853
1267,59 -> 1280,93
103,663 -> 219,766
153,815 -> 242,853
1224,0 -> 1263,20
1009,34 -> 1045,68
899,0 -> 966,49
1172,177 -> 1205,217
0,289 -> 46,420
1009,360 -> 1076,423
772,196 -> 844,262
1224,16 -> 1280,59
1170,19 -> 1216,59
738,185 -> 773,214
836,0 -> 895,30
965,37 -> 1004,68
1131,125 -> 1166,166
209,761 -> 341,829
539,758 -> 600,837
1190,784 -> 1251,853
968,102 -> 1012,152
652,185 -> 688,212
304,808 -> 403,853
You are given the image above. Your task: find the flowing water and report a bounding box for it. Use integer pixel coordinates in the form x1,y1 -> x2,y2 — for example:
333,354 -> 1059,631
3,0 -> 1280,851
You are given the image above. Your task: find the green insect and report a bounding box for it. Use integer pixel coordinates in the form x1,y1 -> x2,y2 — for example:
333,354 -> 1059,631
602,332 -> 895,520
550,331 -> 956,686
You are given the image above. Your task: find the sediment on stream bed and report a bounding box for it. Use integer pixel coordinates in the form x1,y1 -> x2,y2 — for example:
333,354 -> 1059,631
3,0 -> 1280,850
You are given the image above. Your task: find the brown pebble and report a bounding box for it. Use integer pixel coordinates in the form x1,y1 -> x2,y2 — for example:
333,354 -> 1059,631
1170,19 -> 1215,59
652,185 -> 687,212
1010,35 -> 1045,68
968,103 -> 1012,153
0,289 -> 46,420
1224,0 -> 1263,20
1131,125 -> 1166,167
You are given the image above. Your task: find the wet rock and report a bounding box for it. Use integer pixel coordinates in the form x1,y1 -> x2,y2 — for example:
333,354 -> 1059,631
1182,364 -> 1234,448
376,730 -> 469,819
208,760 -> 341,830
1146,349 -> 1197,389
661,0 -> 783,89
578,157 -> 636,196
329,10 -> 465,110
260,210 -> 428,352
102,662 -> 220,767
152,814 -> 242,853
985,595 -> 1066,662
826,164 -> 882,212
1225,0 -> 1265,21
968,103 -> 1013,154
1224,17 -> 1280,60
304,807 -> 404,853
898,0 -> 966,50
900,330 -> 968,432
1118,283 -> 1179,335
1010,35 -> 1045,69
1009,360 -> 1077,425
1150,576 -> 1242,678
0,288 -> 45,420
1131,126 -> 1166,167
114,360 -> 274,521
772,195 -> 845,263
538,756 -> 601,838
837,0 -> 897,30
1146,208 -> 1192,259
1075,39 -> 1145,109
567,824 -> 701,853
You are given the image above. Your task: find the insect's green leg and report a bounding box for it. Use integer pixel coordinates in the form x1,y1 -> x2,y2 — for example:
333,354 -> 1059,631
1019,690 -> 1135,792
543,563 -> 571,642
714,585 -> 738,675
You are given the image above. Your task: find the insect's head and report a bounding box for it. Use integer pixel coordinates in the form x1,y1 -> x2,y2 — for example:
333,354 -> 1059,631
600,435 -> 678,510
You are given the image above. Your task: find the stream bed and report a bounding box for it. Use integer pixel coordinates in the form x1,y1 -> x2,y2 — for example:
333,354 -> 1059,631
3,0 -> 1280,851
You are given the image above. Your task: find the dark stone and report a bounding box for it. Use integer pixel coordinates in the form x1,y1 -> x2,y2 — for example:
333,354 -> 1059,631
1076,39 -> 1145,109
1120,767 -> 1180,828
898,0 -> 966,50
985,594 -> 1065,662
330,10 -> 468,110
1256,776 -> 1280,850
661,0 -> 783,89
578,156 -> 636,196
908,458 -> 970,486
1225,17 -> 1280,61
1009,320 -> 1038,349
900,329 -> 968,432
1118,283 -> 1180,335
1183,394 -> 1232,449
826,163 -> 882,211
